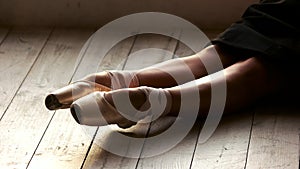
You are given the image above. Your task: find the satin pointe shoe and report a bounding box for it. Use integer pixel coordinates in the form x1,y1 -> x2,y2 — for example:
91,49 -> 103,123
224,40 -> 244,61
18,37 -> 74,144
70,87 -> 172,128
45,70 -> 139,110
45,81 -> 111,110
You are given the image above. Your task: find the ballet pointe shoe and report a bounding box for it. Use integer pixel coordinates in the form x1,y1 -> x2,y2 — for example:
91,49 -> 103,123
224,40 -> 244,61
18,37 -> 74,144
70,87 -> 172,129
70,91 -> 137,128
45,71 -> 139,110
45,81 -> 110,110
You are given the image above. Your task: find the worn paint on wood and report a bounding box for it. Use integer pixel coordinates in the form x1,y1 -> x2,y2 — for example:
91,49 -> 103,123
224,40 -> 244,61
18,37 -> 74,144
0,28 -> 51,119
0,29 -> 91,169
246,104 -> 300,169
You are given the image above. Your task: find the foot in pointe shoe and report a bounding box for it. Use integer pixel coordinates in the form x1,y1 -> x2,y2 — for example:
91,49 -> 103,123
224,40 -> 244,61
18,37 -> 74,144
45,81 -> 111,110
70,86 -> 172,129
45,70 -> 139,110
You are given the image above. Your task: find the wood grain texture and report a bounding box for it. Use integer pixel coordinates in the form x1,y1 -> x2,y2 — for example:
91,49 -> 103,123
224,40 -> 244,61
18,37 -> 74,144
124,34 -> 178,70
24,29 -> 100,169
72,35 -> 135,81
137,120 -> 200,169
0,29 -> 92,169
82,34 -> 179,169
28,36 -> 136,169
245,103 -> 300,169
0,28 -> 51,119
191,112 -> 253,169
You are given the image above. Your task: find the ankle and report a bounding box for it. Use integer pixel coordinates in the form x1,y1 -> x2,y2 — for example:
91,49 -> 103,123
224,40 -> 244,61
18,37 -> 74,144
107,71 -> 140,89
83,72 -> 112,88
83,71 -> 140,90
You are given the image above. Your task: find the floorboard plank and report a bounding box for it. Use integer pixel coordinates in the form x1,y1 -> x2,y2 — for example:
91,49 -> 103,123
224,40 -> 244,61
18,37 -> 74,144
0,28 -> 92,169
137,123 -> 201,169
124,34 -> 177,70
245,103 -> 300,169
0,28 -> 51,120
28,36 -> 135,169
82,34 -> 178,169
191,112 -> 253,169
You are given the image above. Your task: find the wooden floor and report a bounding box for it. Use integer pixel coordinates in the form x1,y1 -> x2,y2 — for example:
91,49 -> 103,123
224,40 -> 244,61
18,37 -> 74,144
0,27 -> 299,169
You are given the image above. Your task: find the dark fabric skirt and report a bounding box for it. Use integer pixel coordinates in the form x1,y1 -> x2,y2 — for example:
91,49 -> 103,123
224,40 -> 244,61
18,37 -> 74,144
212,0 -> 300,64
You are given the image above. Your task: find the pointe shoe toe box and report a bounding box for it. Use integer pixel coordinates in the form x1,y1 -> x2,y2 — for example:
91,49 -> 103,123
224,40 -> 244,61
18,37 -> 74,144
70,92 -> 137,128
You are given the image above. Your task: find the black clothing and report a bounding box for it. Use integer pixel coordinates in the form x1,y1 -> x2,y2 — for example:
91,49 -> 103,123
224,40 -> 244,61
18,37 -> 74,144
212,0 -> 300,62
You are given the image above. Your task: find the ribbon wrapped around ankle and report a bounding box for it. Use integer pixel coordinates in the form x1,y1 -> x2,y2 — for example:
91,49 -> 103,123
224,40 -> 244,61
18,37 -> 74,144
107,70 -> 140,90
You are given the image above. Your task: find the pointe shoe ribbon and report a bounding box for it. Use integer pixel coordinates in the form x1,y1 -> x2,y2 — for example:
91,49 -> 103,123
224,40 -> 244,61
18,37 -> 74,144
106,70 -> 140,89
